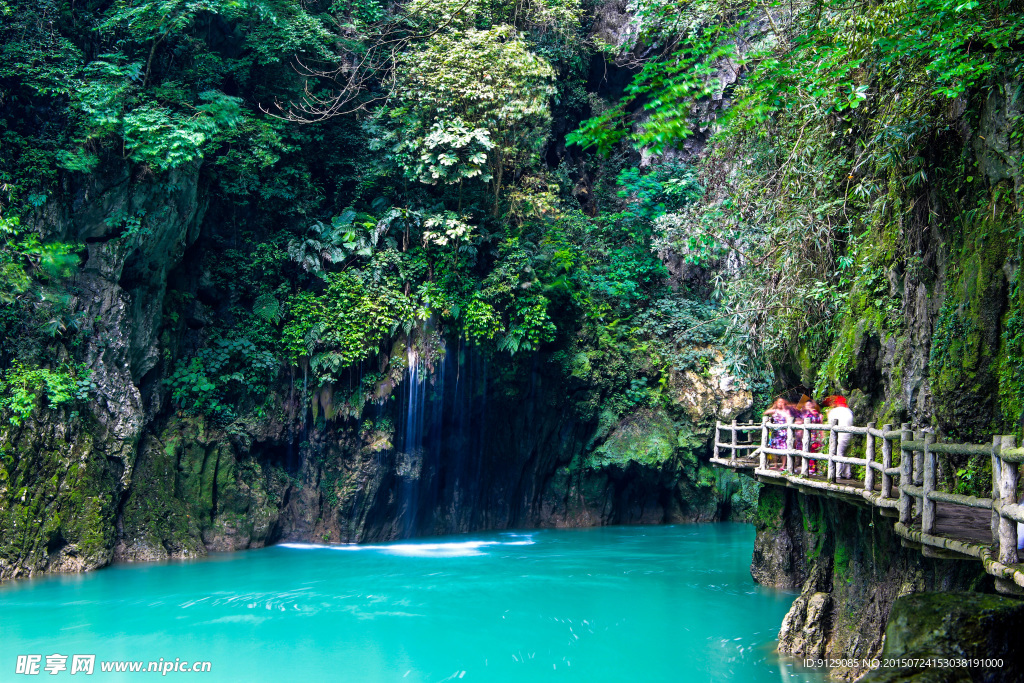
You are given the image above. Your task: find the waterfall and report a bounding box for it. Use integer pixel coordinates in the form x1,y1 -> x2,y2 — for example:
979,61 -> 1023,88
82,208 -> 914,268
394,337 -> 492,537
399,344 -> 428,536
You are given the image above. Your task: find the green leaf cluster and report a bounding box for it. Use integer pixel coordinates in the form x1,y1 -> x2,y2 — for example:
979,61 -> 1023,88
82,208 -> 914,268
0,361 -> 93,427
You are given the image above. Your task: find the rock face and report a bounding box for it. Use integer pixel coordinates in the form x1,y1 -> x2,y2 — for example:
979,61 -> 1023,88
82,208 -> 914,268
112,342 -> 756,557
0,162 -> 206,580
0,269 -> 756,578
751,487 -> 990,681
669,350 -> 753,424
786,80 -> 1024,441
114,417 -> 288,562
780,592 -> 832,657
751,487 -> 808,589
860,592 -> 1024,683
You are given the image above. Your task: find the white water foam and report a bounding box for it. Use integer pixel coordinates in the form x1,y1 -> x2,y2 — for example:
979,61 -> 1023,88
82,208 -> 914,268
278,535 -> 535,558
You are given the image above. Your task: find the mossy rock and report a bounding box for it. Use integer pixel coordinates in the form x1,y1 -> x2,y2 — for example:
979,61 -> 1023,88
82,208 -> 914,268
0,409 -> 123,578
118,416 -> 283,560
584,407 -> 678,469
929,221 -> 1010,440
860,592 -> 1024,683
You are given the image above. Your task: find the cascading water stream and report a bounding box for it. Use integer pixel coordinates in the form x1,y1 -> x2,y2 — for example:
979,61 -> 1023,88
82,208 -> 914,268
393,337 -> 495,536
400,344 -> 429,536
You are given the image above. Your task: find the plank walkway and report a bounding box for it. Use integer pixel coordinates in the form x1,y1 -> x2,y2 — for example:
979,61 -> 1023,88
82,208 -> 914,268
756,463 -> 992,544
710,420 -> 1024,593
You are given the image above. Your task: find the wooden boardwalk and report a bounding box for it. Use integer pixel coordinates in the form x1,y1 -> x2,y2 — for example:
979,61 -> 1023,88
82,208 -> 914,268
930,501 -> 993,545
756,463 -> 992,544
711,420 -> 1024,593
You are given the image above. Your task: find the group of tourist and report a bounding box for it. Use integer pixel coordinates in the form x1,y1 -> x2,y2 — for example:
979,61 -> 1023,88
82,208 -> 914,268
763,394 -> 854,477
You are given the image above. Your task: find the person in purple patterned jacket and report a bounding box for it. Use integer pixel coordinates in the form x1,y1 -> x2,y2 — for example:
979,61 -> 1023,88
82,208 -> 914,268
763,398 -> 798,469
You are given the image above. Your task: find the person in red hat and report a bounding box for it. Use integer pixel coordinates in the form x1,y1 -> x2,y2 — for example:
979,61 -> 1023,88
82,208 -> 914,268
821,395 -> 854,478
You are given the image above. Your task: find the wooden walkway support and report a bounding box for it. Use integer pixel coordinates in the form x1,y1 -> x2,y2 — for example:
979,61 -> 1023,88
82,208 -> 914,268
711,419 -> 1024,594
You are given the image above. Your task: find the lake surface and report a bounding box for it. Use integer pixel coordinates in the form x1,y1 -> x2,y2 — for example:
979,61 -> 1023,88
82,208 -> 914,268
1,523 -> 824,681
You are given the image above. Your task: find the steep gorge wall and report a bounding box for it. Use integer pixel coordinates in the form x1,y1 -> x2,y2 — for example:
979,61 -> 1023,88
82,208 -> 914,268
0,162 -> 758,578
112,338 -> 757,565
0,0 -> 765,581
0,162 -> 207,578
791,80 -> 1024,444
751,486 -> 992,681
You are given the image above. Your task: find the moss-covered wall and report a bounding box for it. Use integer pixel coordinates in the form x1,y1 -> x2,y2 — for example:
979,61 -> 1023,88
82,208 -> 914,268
929,215 -> 1012,440
751,485 -> 992,681
0,409 -> 120,579
115,416 -> 288,562
806,82 -> 1023,447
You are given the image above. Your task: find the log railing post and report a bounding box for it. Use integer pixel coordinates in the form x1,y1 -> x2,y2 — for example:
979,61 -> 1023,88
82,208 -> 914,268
899,423 -> 912,525
731,419 -> 738,465
912,429 -> 923,517
881,424 -> 893,499
992,435 -> 1002,546
713,421 -> 720,461
801,421 -> 810,476
922,432 -> 936,534
827,420 -> 838,483
759,417 -> 768,471
913,430 -> 924,486
998,435 -> 1019,566
865,421 -> 876,493
785,415 -> 795,473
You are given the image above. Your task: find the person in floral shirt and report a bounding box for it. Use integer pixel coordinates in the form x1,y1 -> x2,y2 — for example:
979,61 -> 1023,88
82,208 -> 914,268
763,398 -> 798,469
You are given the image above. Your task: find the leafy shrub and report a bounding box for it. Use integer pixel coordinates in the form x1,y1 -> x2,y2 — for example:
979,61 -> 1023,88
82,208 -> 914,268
0,361 -> 94,426
283,271 -> 416,383
166,336 -> 279,418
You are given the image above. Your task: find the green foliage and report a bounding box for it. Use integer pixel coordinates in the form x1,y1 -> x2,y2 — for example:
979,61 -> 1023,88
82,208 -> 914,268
565,0 -> 1024,407
166,335 -> 279,418
392,119 -> 494,186
64,56 -> 245,172
382,25 -> 556,209
0,215 -> 80,303
288,210 -> 392,277
8,0 -> 1015,449
100,0 -> 332,68
953,454 -> 992,498
283,271 -> 416,383
0,361 -> 93,426
465,239 -> 557,351
568,5 -> 743,154
572,0 -> 1024,153
616,163 -> 703,220
2,0 -> 332,192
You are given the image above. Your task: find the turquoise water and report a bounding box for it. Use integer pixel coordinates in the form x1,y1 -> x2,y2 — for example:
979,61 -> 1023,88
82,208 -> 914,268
1,524 -> 823,681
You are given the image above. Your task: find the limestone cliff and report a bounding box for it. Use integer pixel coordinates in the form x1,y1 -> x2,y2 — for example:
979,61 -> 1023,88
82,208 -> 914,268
0,162 -> 206,579
108,338 -> 755,565
0,266 -> 756,578
751,487 -> 991,681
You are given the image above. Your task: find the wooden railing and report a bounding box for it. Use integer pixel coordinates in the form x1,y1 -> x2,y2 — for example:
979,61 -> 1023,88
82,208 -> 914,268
711,418 -> 1024,590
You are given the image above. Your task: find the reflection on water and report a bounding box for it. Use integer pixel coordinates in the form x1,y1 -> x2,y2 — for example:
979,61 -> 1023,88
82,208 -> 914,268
1,524 -> 825,682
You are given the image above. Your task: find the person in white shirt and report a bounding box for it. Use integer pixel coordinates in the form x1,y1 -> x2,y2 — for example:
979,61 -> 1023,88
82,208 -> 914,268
822,395 -> 854,478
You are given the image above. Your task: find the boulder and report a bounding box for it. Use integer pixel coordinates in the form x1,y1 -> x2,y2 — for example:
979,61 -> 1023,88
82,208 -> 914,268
861,592 -> 1024,683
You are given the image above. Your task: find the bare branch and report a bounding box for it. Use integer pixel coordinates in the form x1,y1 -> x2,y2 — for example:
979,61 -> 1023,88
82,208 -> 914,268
262,0 -> 477,123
